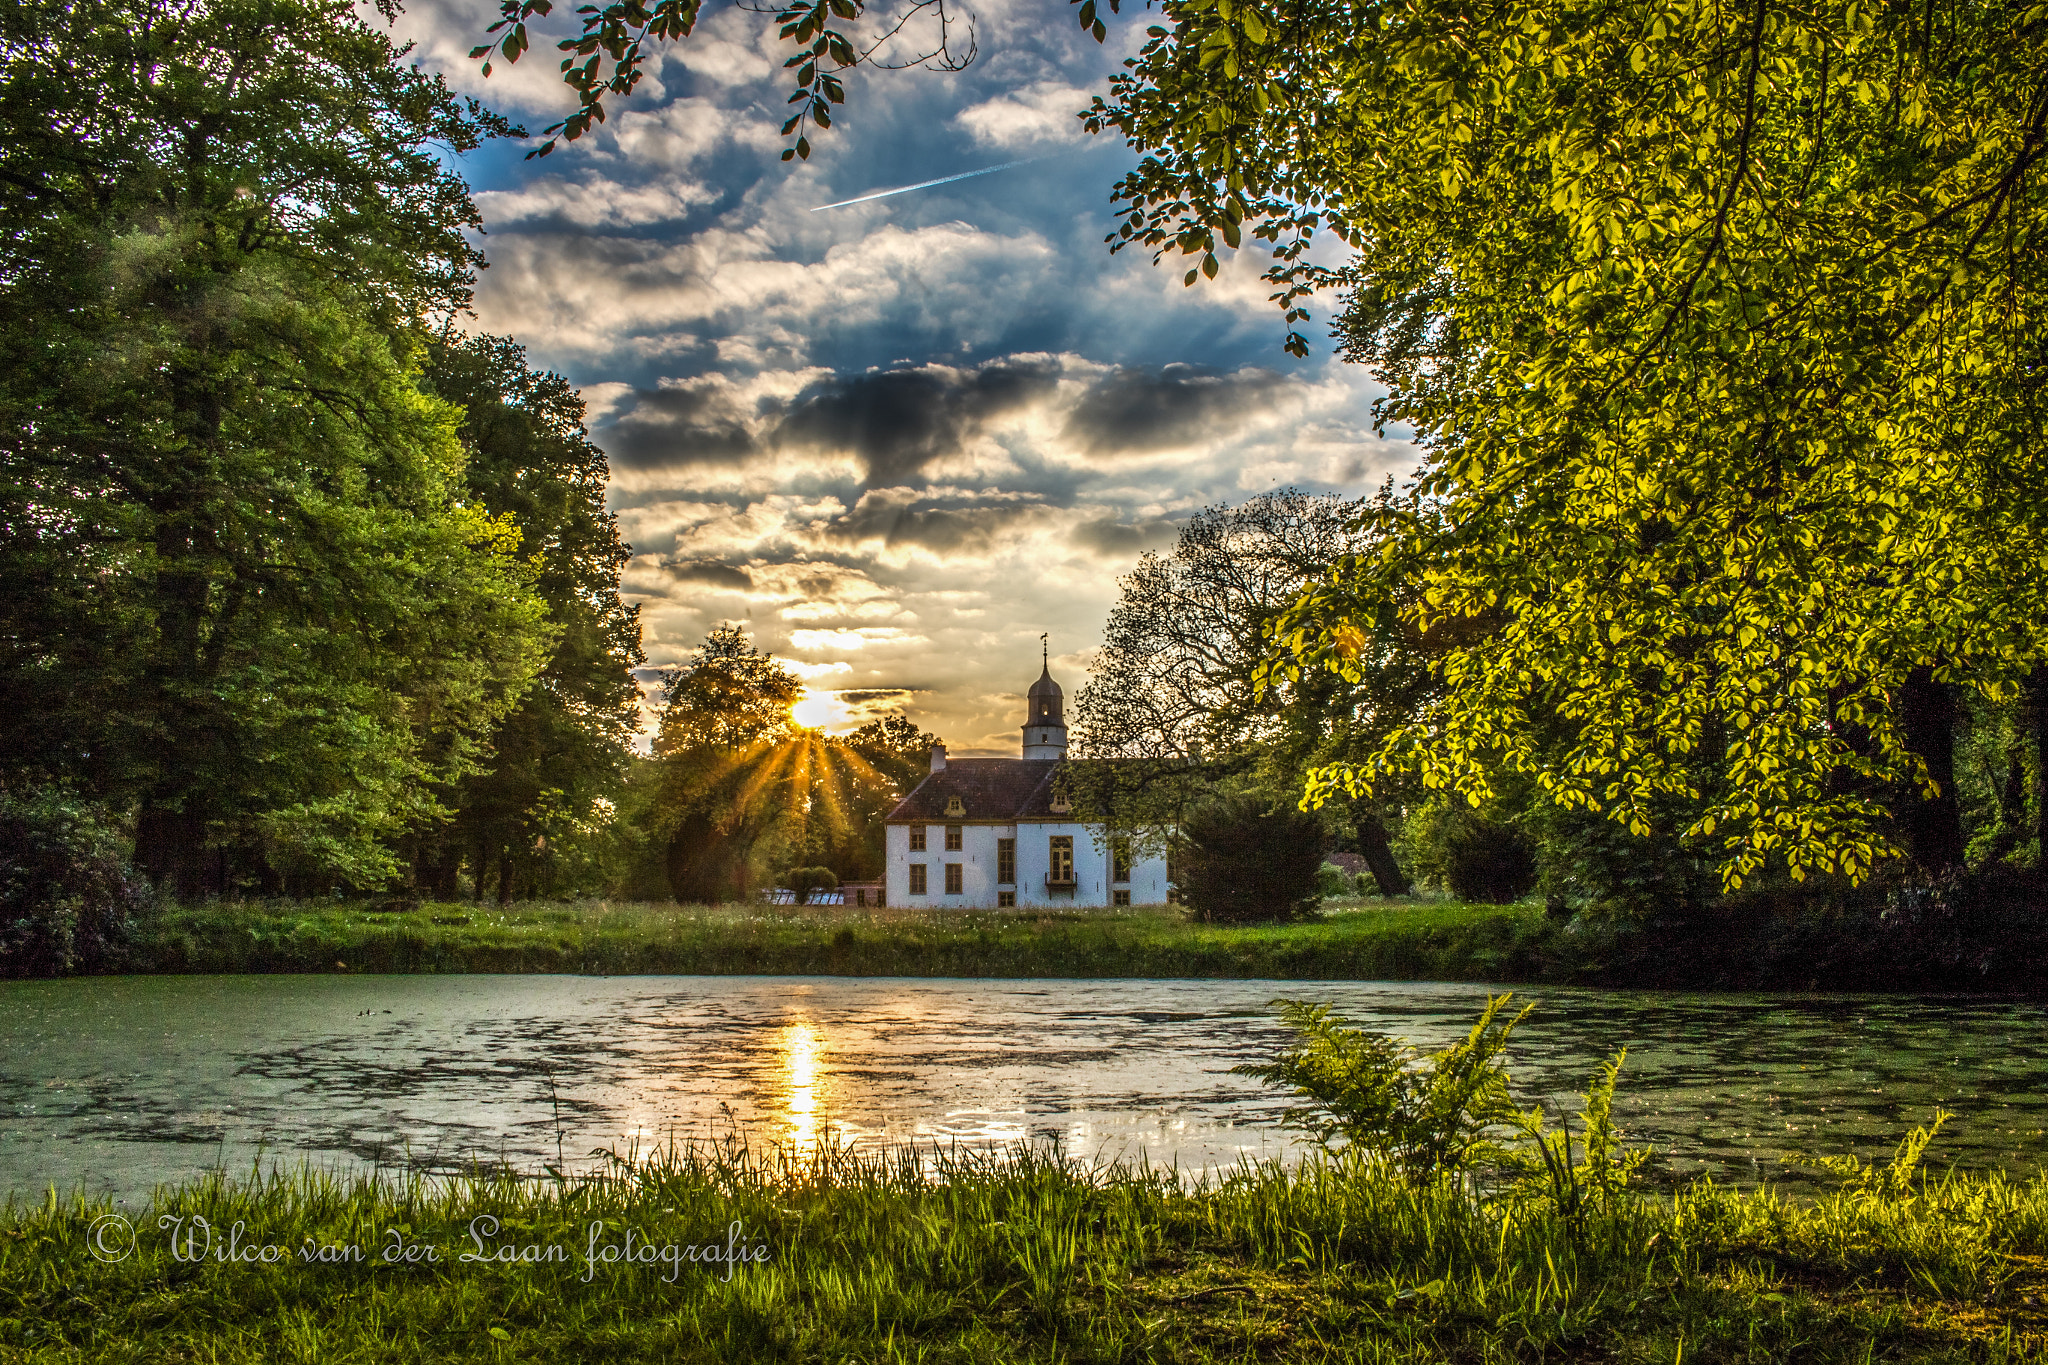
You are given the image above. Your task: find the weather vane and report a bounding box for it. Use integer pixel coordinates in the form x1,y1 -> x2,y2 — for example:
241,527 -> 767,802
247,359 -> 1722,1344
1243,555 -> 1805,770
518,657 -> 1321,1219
1040,633 -> 1048,668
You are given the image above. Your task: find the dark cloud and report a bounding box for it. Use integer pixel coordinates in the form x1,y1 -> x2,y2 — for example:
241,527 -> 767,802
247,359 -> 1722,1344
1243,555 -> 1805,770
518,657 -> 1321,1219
1068,516 -> 1183,558
601,386 -> 759,470
775,360 -> 1061,485
825,489 -> 1049,555
661,558 -> 754,590
1063,364 -> 1288,455
836,688 -> 925,703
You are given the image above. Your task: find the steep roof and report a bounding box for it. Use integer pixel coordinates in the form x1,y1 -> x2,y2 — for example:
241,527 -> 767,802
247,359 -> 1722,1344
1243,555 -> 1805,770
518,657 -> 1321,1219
885,759 -> 1070,822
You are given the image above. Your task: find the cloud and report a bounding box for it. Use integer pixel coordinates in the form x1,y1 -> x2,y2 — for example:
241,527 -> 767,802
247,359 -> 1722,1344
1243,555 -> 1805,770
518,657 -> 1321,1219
823,488 -> 1062,558
604,384 -> 761,470
774,360 -> 1062,484
472,223 -> 1062,364
388,0 -> 584,117
1067,515 -> 1183,558
596,354 -> 1337,504
608,97 -> 783,168
660,558 -> 755,590
475,175 -> 719,229
789,626 -> 925,652
838,688 -> 922,703
1063,364 -> 1290,455
955,83 -> 1094,150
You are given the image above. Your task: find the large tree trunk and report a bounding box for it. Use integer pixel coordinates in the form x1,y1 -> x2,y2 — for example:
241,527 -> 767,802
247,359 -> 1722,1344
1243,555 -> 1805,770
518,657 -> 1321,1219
1355,805 -> 1412,896
1895,665 -> 1966,873
433,853 -> 461,900
666,811 -> 723,904
134,803 -> 209,900
2029,665 -> 2048,865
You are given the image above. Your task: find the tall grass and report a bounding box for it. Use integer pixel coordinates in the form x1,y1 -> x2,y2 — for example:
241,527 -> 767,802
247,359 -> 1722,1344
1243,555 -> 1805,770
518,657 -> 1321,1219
117,898 -> 1553,981
5,1134 -> 2046,1362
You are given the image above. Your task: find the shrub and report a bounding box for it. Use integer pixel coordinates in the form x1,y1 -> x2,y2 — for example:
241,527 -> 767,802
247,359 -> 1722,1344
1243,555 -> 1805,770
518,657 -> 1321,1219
1404,801 -> 1538,904
1523,798 -> 1713,920
0,789 -> 147,977
781,865 -> 839,903
1316,863 -> 1354,898
1174,794 -> 1324,923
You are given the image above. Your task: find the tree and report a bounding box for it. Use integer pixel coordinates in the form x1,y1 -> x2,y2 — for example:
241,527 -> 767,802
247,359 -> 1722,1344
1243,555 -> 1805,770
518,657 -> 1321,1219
831,714 -> 941,877
844,713 -> 940,766
651,627 -> 804,901
1174,793 -> 1325,923
416,335 -> 645,903
647,631 -> 937,900
1080,0 -> 2048,887
0,0 -> 548,892
1072,490 -> 1417,893
655,626 -> 805,759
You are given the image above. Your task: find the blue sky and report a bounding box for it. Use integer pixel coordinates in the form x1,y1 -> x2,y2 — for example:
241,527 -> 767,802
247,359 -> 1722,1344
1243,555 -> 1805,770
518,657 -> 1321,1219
399,0 -> 1415,752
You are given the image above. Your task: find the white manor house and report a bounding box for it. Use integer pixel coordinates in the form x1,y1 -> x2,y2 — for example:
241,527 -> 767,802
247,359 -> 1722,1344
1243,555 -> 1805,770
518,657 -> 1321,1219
881,663 -> 1170,909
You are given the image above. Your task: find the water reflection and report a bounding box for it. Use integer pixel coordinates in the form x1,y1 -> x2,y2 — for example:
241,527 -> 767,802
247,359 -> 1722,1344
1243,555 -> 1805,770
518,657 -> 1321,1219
779,1020 -> 823,1151
0,975 -> 2042,1204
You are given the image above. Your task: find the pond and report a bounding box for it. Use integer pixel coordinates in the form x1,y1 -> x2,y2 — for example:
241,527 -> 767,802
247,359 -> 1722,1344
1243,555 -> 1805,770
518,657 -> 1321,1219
2,975 -> 2043,1204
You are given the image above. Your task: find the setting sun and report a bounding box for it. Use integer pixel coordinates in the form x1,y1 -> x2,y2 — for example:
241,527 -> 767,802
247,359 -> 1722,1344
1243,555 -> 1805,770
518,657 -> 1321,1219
791,687 -> 854,732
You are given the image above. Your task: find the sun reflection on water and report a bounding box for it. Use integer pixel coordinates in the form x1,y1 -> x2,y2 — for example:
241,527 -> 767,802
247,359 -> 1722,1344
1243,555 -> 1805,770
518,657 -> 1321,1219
780,1021 -> 824,1151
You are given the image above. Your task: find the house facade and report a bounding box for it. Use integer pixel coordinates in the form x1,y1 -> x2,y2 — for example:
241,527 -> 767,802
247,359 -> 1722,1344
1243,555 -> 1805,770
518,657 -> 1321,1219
881,663 -> 1169,909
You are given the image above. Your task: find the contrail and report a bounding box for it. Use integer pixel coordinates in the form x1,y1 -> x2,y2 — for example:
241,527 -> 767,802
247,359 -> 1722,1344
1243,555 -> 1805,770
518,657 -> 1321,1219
810,156 -> 1048,211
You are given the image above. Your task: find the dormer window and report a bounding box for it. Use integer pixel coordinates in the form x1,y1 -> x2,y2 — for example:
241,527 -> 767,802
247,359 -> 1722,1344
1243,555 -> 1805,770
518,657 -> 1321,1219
1048,795 -> 1072,815
944,795 -> 965,817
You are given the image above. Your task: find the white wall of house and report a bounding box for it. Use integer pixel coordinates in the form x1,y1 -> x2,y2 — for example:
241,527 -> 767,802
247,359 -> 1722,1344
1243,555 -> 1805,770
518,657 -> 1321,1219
885,822 -> 1169,909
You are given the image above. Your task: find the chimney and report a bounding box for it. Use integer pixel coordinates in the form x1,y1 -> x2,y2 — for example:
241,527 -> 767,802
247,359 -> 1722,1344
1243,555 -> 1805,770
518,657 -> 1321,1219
930,742 -> 948,773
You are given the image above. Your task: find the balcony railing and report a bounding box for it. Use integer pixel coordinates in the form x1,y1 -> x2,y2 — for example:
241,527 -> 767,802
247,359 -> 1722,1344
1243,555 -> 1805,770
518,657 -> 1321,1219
1044,874 -> 1076,891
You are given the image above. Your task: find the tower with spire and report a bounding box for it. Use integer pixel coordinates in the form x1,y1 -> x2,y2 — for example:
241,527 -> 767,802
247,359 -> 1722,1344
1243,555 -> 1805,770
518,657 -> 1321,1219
1022,634 -> 1068,760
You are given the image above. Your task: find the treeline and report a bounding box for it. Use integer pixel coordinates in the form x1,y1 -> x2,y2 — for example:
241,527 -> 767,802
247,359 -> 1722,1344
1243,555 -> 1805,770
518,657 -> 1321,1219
0,0 -> 642,955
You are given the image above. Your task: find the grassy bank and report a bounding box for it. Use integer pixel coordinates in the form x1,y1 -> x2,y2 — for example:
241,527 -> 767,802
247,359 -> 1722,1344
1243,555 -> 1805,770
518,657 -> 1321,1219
122,899 -> 1555,981
98,892 -> 2048,989
5,1136 -> 2046,1362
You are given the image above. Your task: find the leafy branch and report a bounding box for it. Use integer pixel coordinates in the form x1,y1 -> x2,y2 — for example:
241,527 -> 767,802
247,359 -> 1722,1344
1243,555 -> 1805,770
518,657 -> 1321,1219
471,0 -> 988,161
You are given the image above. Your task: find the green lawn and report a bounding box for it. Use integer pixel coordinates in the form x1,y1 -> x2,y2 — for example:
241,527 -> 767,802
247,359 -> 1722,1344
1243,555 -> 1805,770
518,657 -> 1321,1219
4,1137 -> 2043,1362
121,899 -> 1557,981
